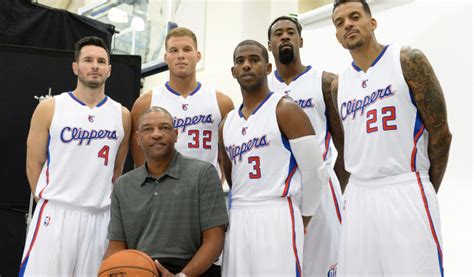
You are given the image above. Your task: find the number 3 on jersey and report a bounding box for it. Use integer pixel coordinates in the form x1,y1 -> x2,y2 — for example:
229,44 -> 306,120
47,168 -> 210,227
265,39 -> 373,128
98,145 -> 109,166
248,156 -> 261,179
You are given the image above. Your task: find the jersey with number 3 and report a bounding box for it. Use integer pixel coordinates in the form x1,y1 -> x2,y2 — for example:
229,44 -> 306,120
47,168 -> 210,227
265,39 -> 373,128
35,92 -> 124,209
337,45 -> 430,179
151,82 -> 221,171
223,93 -> 302,201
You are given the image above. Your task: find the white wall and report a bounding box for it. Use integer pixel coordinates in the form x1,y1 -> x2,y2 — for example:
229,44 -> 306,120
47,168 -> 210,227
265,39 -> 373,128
143,0 -> 298,105
300,0 -> 473,276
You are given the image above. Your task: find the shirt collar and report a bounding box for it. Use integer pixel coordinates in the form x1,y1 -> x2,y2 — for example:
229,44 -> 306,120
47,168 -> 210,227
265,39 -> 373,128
139,151 -> 182,186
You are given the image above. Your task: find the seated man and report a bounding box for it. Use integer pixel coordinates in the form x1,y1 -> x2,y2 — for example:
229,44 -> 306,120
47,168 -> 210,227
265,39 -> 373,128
104,106 -> 228,277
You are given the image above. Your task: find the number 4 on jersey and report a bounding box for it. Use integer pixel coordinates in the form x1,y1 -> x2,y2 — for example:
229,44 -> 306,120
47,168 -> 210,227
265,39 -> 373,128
98,145 -> 109,166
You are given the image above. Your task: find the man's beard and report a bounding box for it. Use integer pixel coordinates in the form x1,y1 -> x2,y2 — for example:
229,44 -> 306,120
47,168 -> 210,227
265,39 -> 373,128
278,47 -> 295,65
79,75 -> 104,89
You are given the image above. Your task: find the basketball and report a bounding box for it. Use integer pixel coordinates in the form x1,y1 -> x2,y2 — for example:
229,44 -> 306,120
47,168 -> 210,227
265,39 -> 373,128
98,249 -> 159,277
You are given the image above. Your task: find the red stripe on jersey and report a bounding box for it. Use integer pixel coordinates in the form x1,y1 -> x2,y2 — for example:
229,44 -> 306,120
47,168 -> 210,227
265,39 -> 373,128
287,198 -> 302,276
19,200 -> 49,270
328,179 -> 342,224
282,165 -> 297,197
415,172 -> 443,269
323,132 -> 332,161
411,125 -> 425,171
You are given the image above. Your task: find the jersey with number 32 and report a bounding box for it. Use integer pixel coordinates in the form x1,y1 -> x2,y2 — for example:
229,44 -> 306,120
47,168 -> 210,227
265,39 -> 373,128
223,93 -> 302,201
337,45 -> 430,180
151,82 -> 221,172
35,92 -> 124,209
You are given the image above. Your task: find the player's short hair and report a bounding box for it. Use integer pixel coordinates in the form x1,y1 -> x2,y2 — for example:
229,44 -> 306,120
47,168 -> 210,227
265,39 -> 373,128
74,36 -> 110,62
333,0 -> 372,16
165,27 -> 198,49
233,40 -> 269,63
267,16 -> 302,40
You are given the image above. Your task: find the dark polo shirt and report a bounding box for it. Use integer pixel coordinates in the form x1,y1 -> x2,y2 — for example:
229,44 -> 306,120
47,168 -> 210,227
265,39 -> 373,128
108,151 -> 228,260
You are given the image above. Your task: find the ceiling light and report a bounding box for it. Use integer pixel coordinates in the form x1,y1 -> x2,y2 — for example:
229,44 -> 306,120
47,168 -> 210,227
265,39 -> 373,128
108,7 -> 128,23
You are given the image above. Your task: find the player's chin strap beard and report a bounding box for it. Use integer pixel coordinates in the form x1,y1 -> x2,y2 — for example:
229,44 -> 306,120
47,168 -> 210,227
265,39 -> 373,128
279,50 -> 294,65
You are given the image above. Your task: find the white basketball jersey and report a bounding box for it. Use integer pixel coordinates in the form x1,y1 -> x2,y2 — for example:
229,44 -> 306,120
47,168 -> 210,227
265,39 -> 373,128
337,45 -> 430,179
151,82 -> 221,172
223,93 -> 302,201
268,65 -> 333,164
36,92 -> 124,209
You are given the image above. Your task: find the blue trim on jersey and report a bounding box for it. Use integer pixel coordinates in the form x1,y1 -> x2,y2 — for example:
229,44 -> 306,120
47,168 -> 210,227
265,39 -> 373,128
274,65 -> 312,83
47,135 -> 51,170
352,45 -> 389,72
227,189 -> 232,209
438,251 -> 444,277
238,92 -> 274,118
281,134 -> 297,196
18,256 -> 28,276
412,112 -> 424,171
68,91 -> 86,106
68,92 -> 108,107
410,88 -> 424,172
323,108 -> 331,161
96,96 -> 109,107
165,81 -> 202,96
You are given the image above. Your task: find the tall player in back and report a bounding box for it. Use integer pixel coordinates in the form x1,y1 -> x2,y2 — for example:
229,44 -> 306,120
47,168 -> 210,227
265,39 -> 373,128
131,27 -> 234,173
220,40 -> 326,276
20,36 -> 131,276
267,16 -> 346,276
332,1 -> 451,276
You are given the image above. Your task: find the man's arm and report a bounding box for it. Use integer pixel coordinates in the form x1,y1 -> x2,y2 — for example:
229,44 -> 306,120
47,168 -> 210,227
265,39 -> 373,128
130,91 -> 152,167
103,182 -> 128,259
276,97 -> 324,227
218,115 -> 233,188
179,226 -> 226,276
216,91 -> 235,183
26,98 -> 55,199
323,73 -> 350,192
113,107 -> 132,182
401,47 -> 452,192
103,240 -> 127,260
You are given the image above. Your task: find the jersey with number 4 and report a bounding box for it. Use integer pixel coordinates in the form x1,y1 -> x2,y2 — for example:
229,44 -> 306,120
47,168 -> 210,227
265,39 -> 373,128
337,45 -> 430,179
222,93 -> 302,201
151,82 -> 221,171
35,92 -> 124,209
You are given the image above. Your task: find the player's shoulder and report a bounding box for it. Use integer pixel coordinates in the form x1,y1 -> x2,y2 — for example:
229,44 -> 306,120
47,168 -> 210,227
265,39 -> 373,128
400,45 -> 427,64
33,96 -> 56,119
131,91 -> 153,117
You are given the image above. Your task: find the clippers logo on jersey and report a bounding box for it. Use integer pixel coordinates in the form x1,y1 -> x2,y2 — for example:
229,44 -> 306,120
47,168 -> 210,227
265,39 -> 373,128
284,90 -> 291,95
362,79 -> 368,88
295,98 -> 315,109
173,114 -> 214,132
340,84 -> 396,121
225,135 -> 270,164
241,127 -> 248,135
88,115 -> 95,122
60,127 -> 118,145
43,216 -> 51,226
182,104 -> 188,111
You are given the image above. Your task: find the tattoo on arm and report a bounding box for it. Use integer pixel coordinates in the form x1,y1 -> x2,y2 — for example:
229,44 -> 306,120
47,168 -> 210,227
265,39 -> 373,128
323,72 -> 350,191
401,47 -> 452,192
